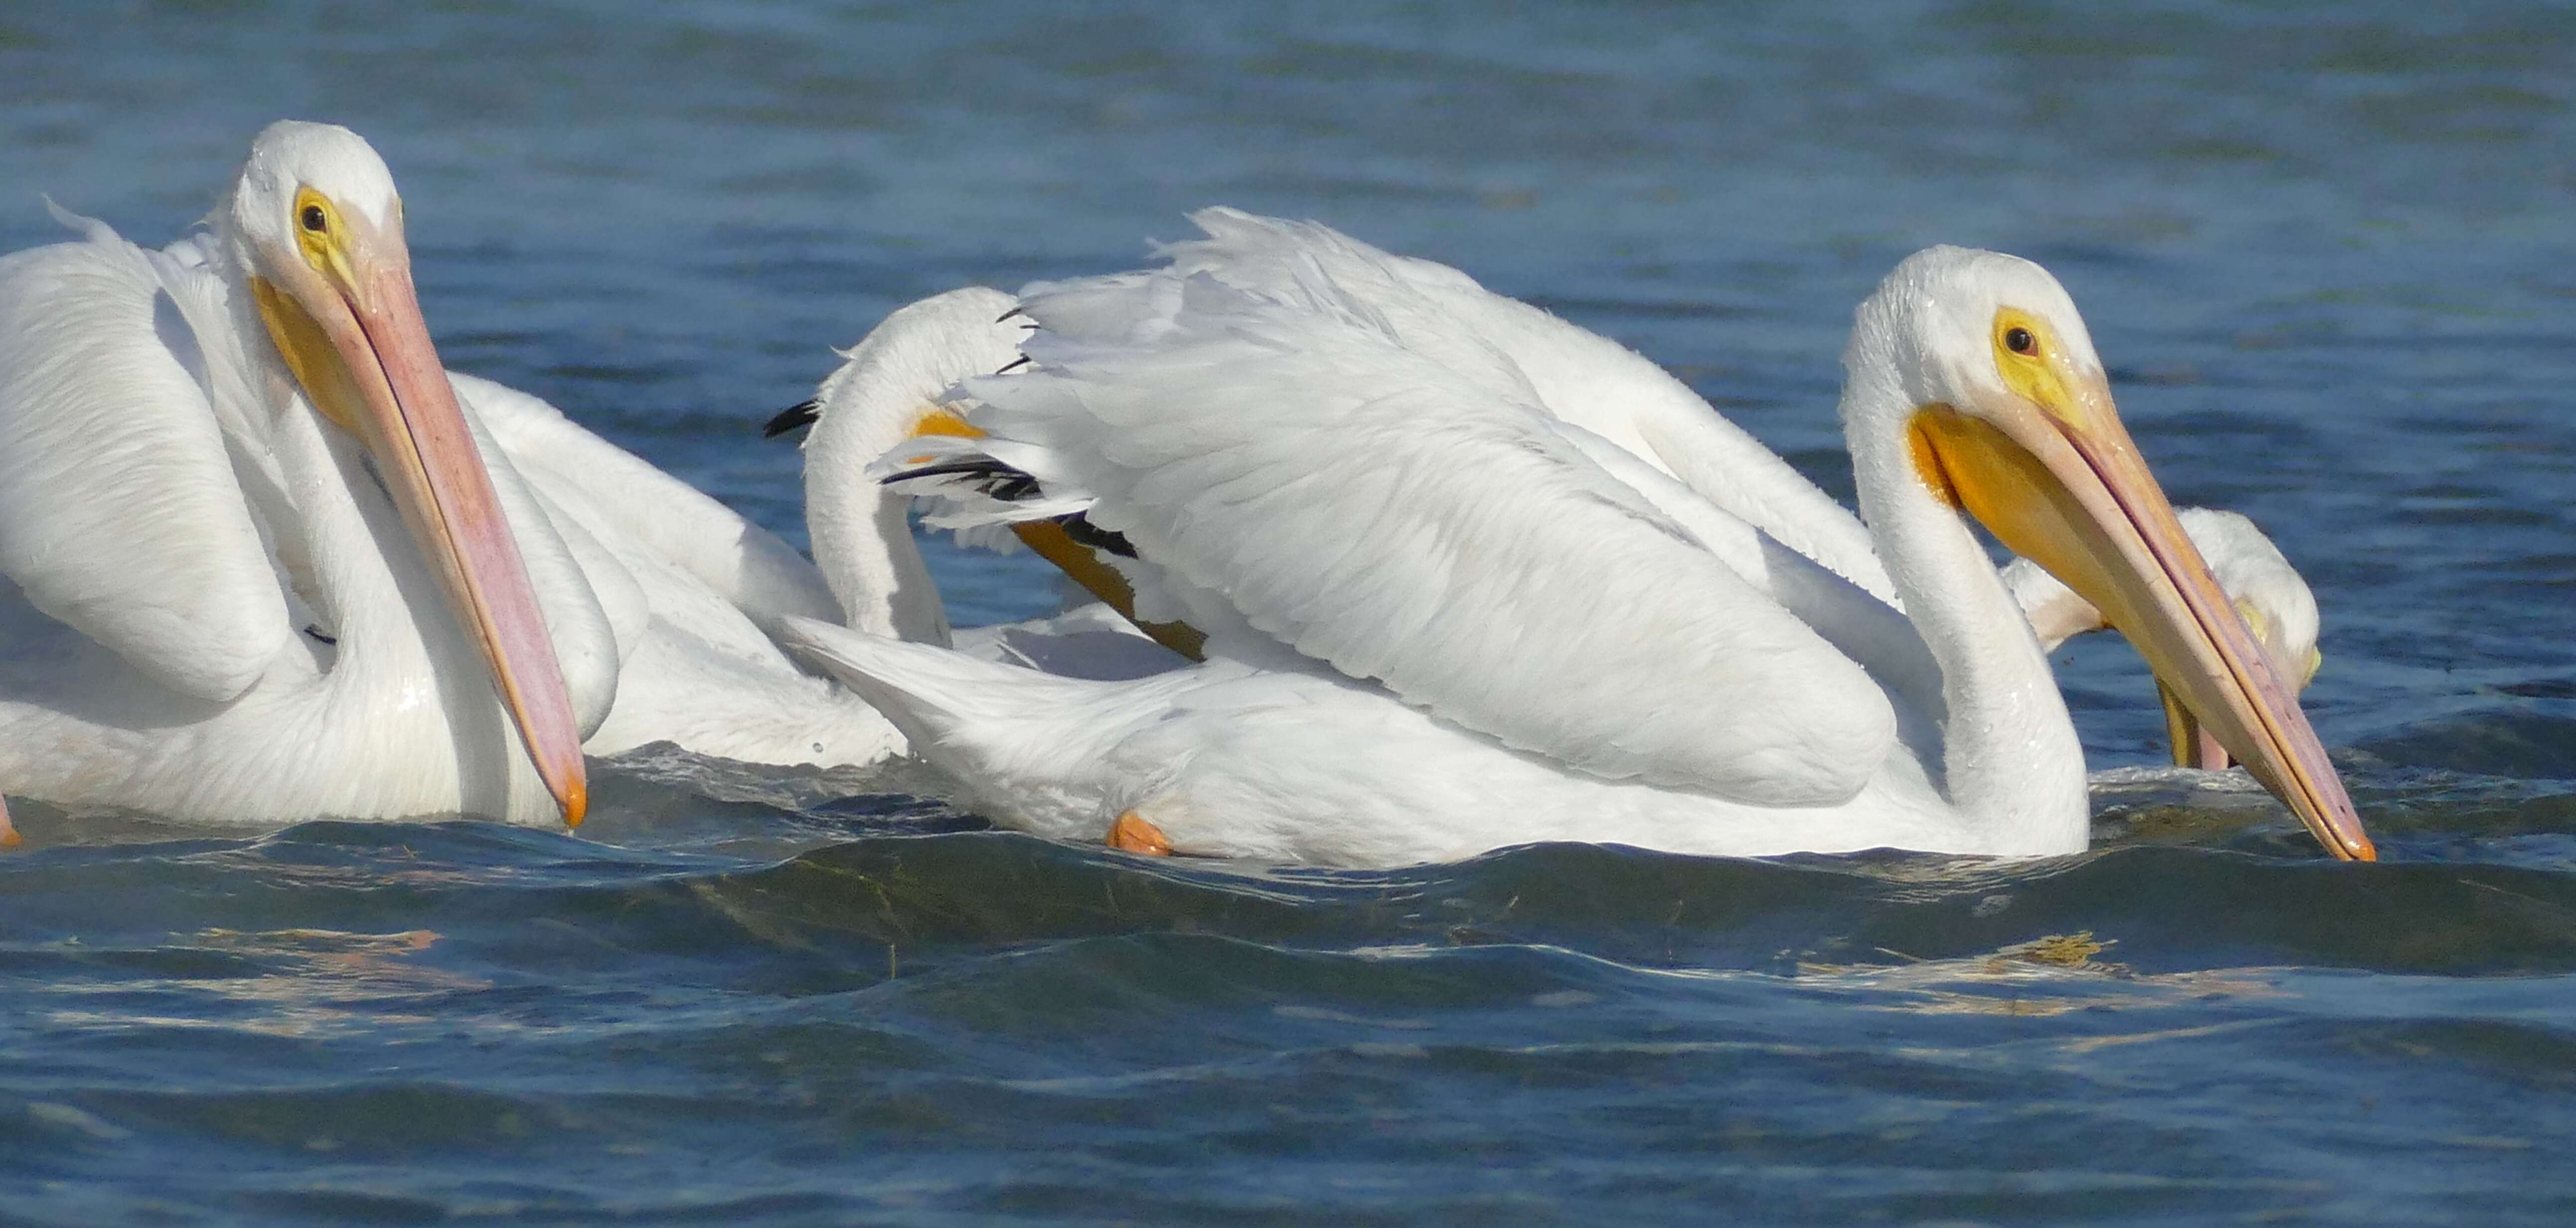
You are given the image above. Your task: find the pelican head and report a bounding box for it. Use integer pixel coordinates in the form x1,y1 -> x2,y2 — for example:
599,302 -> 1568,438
1852,246 -> 2372,860
219,121 -> 587,827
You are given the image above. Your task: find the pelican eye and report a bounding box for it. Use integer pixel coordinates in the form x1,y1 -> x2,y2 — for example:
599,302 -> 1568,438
2004,326 -> 2036,355
300,204 -> 328,232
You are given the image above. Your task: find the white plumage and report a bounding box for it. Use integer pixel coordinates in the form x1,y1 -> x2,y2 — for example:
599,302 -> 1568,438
0,122 -> 598,826
792,214 -> 2375,866
480,285 -> 1187,768
0,124 -> 1192,834
930,255 -> 1896,804
1143,210 -> 1893,596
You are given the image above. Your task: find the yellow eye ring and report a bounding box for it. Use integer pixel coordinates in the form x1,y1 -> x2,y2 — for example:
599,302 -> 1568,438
290,188 -> 342,277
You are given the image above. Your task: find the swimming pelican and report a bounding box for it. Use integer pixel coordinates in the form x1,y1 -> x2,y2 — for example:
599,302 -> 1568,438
784,240 -> 2375,866
0,121 -> 596,827
2006,507 -> 2321,769
781,213 -> 2316,759
0,128 -> 958,828
813,213 -> 2333,790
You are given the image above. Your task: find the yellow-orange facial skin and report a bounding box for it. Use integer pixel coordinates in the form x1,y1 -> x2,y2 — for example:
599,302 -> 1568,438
251,187 -> 589,827
903,409 -> 1207,661
1908,310 -> 2374,861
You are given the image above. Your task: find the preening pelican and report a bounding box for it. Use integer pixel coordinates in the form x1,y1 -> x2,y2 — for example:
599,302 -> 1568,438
470,285 -> 1182,769
0,121 -> 592,827
786,231 -> 2376,866
502,284 -> 1182,769
2006,506 -> 2321,769
760,288 -> 1193,680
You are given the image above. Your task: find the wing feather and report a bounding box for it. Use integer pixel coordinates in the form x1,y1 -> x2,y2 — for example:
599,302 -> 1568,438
960,265 -> 1896,806
0,227 -> 288,701
1161,208 -> 1893,600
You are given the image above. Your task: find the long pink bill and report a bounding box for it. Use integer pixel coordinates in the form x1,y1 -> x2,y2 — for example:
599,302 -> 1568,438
322,260 -> 590,827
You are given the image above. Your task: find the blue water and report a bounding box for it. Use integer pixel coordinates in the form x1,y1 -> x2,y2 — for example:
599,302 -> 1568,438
6,1 -> 2576,1222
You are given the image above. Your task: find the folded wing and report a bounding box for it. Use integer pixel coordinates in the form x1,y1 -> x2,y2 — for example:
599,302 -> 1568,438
1157,208 -> 1892,599
0,226 -> 289,702
946,260 -> 1897,807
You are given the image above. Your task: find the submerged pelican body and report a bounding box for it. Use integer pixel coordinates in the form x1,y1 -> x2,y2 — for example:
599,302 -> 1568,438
788,217 -> 2376,866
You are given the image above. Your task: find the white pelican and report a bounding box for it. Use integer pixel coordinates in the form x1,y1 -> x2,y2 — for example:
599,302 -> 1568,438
2006,507 -> 2322,769
0,121 -> 593,828
0,126 -> 964,827
779,210 -> 2307,746
783,238 -> 2377,866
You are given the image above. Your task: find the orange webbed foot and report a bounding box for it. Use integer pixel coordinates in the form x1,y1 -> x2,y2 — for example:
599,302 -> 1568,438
1107,811 -> 1173,856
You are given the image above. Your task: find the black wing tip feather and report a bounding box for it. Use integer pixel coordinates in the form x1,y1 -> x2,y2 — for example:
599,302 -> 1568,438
876,457 -> 1130,555
881,457 -> 1045,503
1054,514 -> 1137,558
763,399 -> 820,439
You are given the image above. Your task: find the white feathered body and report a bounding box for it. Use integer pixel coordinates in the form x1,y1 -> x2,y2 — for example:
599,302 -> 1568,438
796,216 -> 2120,866
792,625 -> 1988,865
0,218 -> 602,823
